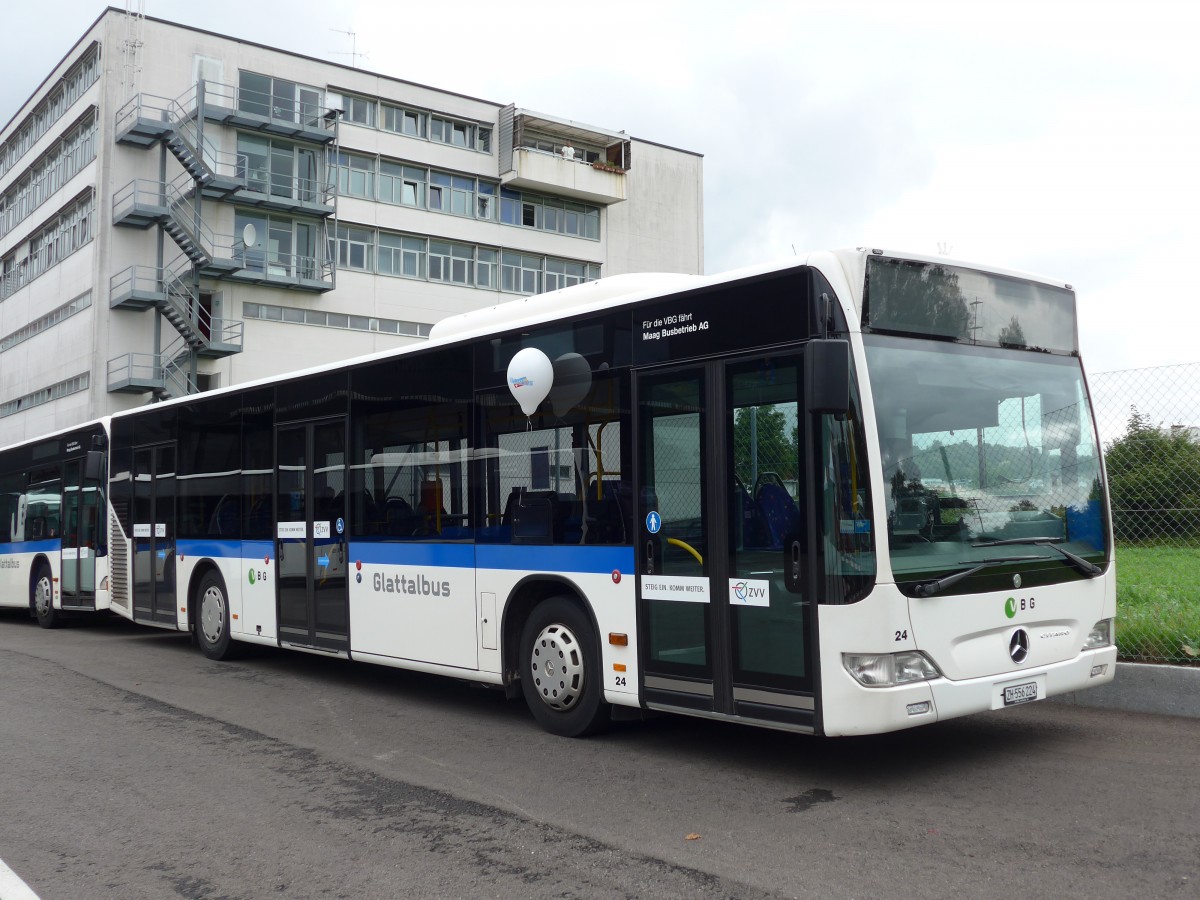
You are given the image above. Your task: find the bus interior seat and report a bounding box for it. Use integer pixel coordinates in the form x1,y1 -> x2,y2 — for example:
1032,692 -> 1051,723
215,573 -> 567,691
507,487 -> 557,543
756,483 -> 799,549
587,479 -> 630,544
385,496 -> 419,536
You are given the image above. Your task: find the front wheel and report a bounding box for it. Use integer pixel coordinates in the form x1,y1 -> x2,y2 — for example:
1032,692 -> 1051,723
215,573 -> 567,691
32,564 -> 60,629
519,596 -> 609,737
196,571 -> 239,660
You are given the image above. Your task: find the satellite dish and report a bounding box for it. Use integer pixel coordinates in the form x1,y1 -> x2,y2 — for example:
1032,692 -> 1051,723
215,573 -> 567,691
242,223 -> 257,247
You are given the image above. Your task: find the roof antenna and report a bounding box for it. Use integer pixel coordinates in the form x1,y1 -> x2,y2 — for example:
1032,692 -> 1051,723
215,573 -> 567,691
330,29 -> 369,67
791,244 -> 797,256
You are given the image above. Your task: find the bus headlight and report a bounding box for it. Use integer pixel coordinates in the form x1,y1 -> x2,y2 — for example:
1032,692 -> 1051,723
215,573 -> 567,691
843,651 -> 941,687
1083,619 -> 1113,650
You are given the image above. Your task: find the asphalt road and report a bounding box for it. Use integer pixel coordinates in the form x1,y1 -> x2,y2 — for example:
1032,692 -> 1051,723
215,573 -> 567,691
0,609 -> 1197,899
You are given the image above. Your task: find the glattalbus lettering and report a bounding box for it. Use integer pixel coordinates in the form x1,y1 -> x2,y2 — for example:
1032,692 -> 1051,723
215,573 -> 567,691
373,571 -> 451,597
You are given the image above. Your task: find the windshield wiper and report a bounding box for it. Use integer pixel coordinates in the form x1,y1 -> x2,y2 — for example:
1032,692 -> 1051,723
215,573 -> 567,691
972,537 -> 1103,577
913,555 -> 1045,598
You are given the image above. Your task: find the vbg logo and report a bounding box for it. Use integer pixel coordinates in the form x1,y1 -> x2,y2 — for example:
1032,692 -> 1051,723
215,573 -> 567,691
1004,596 -> 1036,619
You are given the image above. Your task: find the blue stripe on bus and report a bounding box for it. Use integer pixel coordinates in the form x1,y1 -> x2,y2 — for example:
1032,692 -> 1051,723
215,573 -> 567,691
350,542 -> 476,568
176,539 -> 273,560
476,544 -> 635,574
0,539 -> 61,554
172,537 -> 634,576
349,541 -> 635,575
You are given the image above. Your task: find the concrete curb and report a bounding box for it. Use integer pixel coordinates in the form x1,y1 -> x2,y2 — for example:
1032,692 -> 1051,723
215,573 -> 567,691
1051,662 -> 1200,718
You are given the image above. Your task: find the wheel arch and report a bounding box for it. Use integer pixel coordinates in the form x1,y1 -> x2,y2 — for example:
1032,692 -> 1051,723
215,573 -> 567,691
500,574 -> 600,689
28,553 -> 54,613
186,559 -> 226,637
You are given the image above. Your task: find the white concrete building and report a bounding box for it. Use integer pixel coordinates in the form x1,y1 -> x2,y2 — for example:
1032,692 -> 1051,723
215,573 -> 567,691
0,7 -> 703,446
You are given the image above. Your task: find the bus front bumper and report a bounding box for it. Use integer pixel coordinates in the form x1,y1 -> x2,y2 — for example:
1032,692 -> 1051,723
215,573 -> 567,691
929,645 -> 1118,723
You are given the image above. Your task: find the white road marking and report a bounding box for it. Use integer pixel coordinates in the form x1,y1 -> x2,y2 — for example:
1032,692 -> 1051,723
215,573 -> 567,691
0,858 -> 39,900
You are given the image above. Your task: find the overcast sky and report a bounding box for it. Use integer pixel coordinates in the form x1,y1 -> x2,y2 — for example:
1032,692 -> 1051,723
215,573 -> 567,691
4,0 -> 1197,375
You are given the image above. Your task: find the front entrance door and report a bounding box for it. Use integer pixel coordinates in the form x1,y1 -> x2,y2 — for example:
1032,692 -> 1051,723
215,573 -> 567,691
276,418 -> 349,652
132,444 -> 176,625
59,458 -> 99,609
636,351 -> 814,728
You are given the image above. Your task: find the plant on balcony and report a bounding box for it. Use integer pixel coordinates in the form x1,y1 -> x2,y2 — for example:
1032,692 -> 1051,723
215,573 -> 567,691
590,161 -> 626,174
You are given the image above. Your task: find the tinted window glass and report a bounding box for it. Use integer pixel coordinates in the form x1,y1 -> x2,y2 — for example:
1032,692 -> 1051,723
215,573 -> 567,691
864,257 -> 1077,353
350,346 -> 474,541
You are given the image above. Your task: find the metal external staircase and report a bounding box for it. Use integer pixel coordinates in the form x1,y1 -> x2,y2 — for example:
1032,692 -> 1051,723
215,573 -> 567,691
108,80 -> 339,400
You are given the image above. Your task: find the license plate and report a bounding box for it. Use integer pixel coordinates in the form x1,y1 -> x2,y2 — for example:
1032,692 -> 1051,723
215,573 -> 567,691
1003,681 -> 1039,706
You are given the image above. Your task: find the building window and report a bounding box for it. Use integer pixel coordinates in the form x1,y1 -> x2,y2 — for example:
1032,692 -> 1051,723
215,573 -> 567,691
545,258 -> 590,292
336,152 -> 375,198
378,233 -> 425,279
0,109 -> 97,240
0,43 -> 100,180
0,372 -> 89,419
500,188 -> 600,240
383,104 -> 426,138
430,116 -> 474,149
244,301 -> 431,338
428,240 -> 474,285
379,161 -> 425,207
335,224 -> 374,271
340,94 -> 376,127
238,71 -> 323,125
0,291 -> 90,352
1,191 -> 95,301
502,251 -> 544,295
477,182 -> 496,220
476,248 -> 497,288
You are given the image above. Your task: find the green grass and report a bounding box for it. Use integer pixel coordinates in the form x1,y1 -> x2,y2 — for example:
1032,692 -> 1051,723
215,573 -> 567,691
1115,545 -> 1200,665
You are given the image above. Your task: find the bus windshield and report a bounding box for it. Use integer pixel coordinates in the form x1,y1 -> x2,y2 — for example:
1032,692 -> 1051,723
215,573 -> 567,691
862,334 -> 1107,588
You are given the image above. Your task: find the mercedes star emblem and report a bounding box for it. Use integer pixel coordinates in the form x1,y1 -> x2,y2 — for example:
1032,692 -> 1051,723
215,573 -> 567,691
1009,628 -> 1030,664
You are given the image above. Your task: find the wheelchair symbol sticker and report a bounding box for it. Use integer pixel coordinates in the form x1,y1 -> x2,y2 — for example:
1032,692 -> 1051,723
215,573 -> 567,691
646,511 -> 662,534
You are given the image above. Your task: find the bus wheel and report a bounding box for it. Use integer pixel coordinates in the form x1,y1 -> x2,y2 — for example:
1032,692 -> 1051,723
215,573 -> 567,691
32,565 -> 60,629
519,596 -> 609,737
196,571 -> 237,661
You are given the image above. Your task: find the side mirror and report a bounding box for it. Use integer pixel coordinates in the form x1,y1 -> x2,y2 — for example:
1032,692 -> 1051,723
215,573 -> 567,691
806,339 -> 851,415
84,450 -> 105,482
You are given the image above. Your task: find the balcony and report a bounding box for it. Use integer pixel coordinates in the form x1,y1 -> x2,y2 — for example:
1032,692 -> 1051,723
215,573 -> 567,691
113,92 -> 176,147
503,149 -> 627,205
112,178 -> 244,274
197,80 -> 338,145
224,249 -> 334,293
107,353 -> 163,394
500,108 -> 631,205
109,265 -> 166,310
232,171 -> 335,218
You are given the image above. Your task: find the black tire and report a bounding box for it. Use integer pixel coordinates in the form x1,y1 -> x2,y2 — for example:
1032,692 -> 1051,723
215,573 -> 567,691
519,596 -> 610,737
32,563 -> 60,629
195,570 -> 239,660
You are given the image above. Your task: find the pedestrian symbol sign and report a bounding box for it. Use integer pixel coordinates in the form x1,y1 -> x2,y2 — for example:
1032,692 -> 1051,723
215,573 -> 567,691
646,511 -> 662,534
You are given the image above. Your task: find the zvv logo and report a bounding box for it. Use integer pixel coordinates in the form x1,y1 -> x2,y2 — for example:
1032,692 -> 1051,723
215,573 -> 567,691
729,578 -> 770,607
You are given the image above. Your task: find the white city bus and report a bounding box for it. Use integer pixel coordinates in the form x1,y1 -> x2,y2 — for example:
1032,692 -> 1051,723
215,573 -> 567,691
0,249 -> 1116,736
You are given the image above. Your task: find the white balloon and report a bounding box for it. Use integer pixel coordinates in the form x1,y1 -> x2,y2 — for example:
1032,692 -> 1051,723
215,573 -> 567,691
507,347 -> 554,416
549,353 -> 593,417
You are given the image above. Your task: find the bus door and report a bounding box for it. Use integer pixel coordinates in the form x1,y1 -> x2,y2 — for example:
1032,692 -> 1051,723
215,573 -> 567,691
132,444 -> 177,625
276,418 -> 349,653
59,458 -> 100,609
635,351 -> 814,729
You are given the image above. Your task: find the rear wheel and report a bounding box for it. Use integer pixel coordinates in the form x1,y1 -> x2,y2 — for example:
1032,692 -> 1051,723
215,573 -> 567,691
196,571 -> 238,660
32,564 -> 60,629
519,596 -> 609,737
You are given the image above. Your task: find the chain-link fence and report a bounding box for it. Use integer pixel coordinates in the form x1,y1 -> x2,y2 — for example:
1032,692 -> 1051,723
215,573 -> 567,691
1090,363 -> 1200,665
